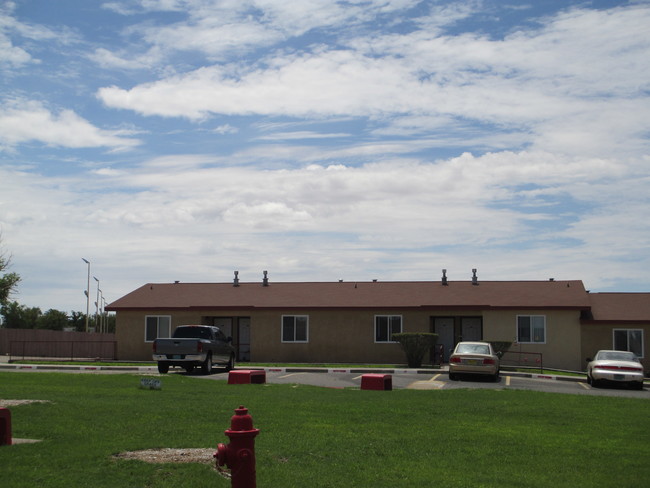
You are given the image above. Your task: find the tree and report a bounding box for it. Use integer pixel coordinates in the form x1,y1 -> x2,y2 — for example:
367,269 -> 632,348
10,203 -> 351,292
69,311 -> 87,332
392,332 -> 438,368
38,309 -> 70,331
0,236 -> 21,306
0,301 -> 41,329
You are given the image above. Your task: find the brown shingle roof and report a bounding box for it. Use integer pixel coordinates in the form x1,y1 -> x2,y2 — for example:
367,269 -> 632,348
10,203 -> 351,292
585,293 -> 650,323
106,279 -> 590,311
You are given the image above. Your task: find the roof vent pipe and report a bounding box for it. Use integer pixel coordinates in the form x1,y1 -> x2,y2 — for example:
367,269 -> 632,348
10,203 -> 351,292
262,270 -> 269,287
472,268 -> 478,285
442,269 -> 448,286
233,271 -> 240,287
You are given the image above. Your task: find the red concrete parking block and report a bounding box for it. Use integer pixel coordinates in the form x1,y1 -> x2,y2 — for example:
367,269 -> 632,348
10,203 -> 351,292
228,370 -> 267,384
361,373 -> 392,391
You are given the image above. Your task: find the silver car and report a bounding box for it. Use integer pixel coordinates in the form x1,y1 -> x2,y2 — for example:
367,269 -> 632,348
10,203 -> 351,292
448,341 -> 500,381
586,350 -> 645,390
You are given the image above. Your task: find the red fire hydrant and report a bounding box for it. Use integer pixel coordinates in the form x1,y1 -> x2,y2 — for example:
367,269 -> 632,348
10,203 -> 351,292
214,405 -> 260,488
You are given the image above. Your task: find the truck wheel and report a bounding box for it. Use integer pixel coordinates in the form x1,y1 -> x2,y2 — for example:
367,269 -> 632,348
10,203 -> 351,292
202,354 -> 213,375
157,362 -> 169,374
226,355 -> 235,371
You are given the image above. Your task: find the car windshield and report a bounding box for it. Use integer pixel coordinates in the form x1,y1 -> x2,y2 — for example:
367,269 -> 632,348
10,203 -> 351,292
456,344 -> 490,355
597,351 -> 638,362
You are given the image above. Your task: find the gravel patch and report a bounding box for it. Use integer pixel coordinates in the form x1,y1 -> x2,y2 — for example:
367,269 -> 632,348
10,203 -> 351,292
113,448 -> 217,466
0,399 -> 51,407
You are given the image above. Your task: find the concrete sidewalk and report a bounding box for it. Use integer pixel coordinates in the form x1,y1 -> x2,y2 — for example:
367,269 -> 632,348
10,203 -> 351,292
0,360 -> 593,383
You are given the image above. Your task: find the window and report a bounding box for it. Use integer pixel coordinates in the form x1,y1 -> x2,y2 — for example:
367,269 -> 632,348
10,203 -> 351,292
375,315 -> 402,342
145,316 -> 171,342
282,315 -> 308,343
613,329 -> 644,358
517,315 -> 546,343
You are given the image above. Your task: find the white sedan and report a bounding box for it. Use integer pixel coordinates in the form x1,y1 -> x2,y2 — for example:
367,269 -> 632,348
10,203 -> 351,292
586,350 -> 645,390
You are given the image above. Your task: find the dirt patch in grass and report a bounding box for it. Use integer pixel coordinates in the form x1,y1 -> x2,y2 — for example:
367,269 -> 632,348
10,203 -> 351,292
0,399 -> 49,444
113,448 -> 217,466
0,399 -> 51,407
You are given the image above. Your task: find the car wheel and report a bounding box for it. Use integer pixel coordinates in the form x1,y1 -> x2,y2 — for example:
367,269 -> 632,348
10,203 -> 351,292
449,372 -> 457,381
184,365 -> 195,374
157,362 -> 169,374
586,374 -> 592,385
633,382 -> 644,391
226,355 -> 235,372
492,370 -> 500,382
202,354 -> 213,375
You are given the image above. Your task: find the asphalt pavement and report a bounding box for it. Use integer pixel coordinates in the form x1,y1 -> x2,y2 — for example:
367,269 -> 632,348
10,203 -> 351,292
2,357 -> 648,399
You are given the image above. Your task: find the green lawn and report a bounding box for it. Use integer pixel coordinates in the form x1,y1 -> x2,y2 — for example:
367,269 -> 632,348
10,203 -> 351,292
1,372 -> 648,487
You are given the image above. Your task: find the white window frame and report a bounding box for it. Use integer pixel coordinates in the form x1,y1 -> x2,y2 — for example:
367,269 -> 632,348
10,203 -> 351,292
281,315 -> 309,343
613,328 -> 644,358
144,315 -> 171,342
374,315 -> 402,343
516,315 -> 546,344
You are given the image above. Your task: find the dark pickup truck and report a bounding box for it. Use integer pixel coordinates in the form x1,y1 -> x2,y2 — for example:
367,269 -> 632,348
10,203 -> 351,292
153,325 -> 235,374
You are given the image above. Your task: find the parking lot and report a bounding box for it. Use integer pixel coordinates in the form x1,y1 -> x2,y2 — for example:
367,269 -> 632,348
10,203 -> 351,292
2,362 -> 647,399
201,368 -> 648,399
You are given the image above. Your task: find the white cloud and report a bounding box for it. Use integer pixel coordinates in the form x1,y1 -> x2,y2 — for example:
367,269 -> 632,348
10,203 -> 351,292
0,100 -> 141,150
141,18 -> 285,60
0,3 -> 34,68
97,6 -> 650,158
89,47 -> 163,70
0,2 -> 77,69
257,131 -> 350,141
213,124 -> 238,135
0,33 -> 32,67
2,144 -> 648,311
2,2 -> 649,313
96,0 -> 438,68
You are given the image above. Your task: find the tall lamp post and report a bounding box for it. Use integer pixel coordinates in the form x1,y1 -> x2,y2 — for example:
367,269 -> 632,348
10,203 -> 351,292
82,258 -> 90,333
98,289 -> 104,333
94,276 -> 100,333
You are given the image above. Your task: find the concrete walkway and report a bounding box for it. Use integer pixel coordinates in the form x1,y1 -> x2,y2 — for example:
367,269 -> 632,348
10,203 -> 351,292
0,359 -> 596,383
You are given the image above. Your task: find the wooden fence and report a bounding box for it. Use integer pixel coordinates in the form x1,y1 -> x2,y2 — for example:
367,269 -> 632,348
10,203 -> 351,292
0,329 -> 117,361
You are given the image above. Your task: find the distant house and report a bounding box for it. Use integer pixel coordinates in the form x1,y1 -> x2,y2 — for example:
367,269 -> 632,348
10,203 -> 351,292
106,272 -> 649,372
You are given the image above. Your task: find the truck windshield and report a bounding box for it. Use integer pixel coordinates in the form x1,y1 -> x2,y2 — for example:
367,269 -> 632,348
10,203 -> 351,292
173,327 -> 211,339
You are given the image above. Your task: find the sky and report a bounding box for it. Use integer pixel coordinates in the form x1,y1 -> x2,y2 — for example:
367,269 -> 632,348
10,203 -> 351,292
1,0 -> 649,315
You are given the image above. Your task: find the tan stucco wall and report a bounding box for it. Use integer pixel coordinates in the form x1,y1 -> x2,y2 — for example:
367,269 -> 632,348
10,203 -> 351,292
581,323 -> 649,373
115,310 -> 212,360
116,307 -> 585,370
251,309 -> 426,364
483,309 -> 583,371
116,308 -> 433,363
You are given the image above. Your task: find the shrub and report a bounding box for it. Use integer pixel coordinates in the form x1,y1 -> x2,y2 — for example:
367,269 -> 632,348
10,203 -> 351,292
391,332 -> 438,368
488,341 -> 513,358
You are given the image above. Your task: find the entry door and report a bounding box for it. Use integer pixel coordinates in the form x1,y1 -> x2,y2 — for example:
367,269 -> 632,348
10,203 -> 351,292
434,317 -> 454,362
461,317 -> 482,341
238,318 -> 251,361
213,318 -> 232,337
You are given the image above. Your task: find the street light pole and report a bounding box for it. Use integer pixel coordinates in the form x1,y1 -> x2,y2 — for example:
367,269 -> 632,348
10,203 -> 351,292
98,289 -> 103,333
82,258 -> 90,333
94,276 -> 100,333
